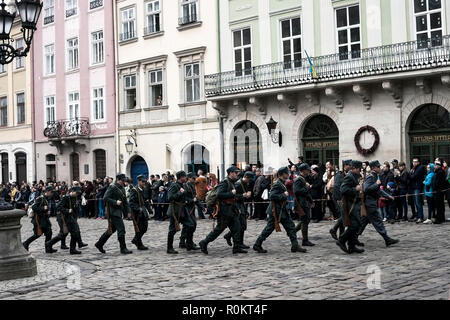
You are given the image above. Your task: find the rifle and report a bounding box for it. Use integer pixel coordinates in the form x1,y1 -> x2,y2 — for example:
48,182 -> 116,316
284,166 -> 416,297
361,172 -> 367,217
293,196 -> 306,217
272,201 -> 282,232
170,203 -> 182,232
106,202 -> 113,235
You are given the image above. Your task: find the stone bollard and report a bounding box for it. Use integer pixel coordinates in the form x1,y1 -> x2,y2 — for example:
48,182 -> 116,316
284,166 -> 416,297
0,208 -> 37,281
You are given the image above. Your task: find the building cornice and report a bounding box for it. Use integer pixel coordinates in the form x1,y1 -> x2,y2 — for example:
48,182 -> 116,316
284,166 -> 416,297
117,55 -> 168,70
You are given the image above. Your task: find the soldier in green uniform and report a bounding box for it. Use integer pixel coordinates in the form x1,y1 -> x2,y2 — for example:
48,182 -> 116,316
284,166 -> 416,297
335,160 -> 364,254
329,159 -> 352,241
179,172 -> 200,250
23,186 -> 56,253
129,175 -> 150,251
167,171 -> 197,254
199,166 -> 247,255
294,163 -> 315,247
46,186 -> 84,255
95,174 -> 133,254
224,171 -> 252,249
253,167 -> 307,254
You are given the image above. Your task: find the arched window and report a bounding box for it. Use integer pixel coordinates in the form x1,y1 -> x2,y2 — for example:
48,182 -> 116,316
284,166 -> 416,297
94,149 -> 106,179
233,121 -> 262,168
302,115 -> 339,166
409,104 -> 450,165
183,144 -> 210,174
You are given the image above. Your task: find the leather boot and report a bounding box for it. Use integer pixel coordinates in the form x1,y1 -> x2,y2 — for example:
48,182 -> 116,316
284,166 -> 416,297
240,234 -> 250,249
329,228 -> 338,240
95,233 -> 110,254
253,243 -> 267,253
119,236 -> 132,254
232,245 -> 248,254
295,222 -> 302,233
301,225 -> 315,247
167,234 -> 178,254
291,244 -> 307,253
23,234 -> 39,251
137,235 -> 149,251
199,240 -> 208,255
70,237 -> 81,255
384,236 -> 399,247
77,236 -> 88,248
179,237 -> 186,249
335,239 -> 348,253
355,239 -> 365,247
224,232 -> 232,247
61,235 -> 69,250
348,245 -> 365,254
45,236 -> 60,253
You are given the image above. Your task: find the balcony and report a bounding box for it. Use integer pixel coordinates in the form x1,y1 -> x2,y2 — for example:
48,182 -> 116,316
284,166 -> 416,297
90,0 -> 103,10
44,118 -> 90,140
43,15 -> 54,25
205,36 -> 450,97
178,14 -> 197,26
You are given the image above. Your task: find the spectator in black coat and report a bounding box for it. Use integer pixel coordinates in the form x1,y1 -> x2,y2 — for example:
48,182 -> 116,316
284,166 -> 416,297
395,162 -> 409,221
409,158 -> 426,222
433,161 -> 447,224
310,166 -> 324,222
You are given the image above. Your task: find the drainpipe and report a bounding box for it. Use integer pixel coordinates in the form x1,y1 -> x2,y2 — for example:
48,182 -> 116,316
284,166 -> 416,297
112,0 -> 120,176
216,0 -> 224,180
31,34 -> 36,183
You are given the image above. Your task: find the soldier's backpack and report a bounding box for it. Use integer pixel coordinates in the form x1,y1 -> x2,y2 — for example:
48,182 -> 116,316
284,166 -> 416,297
205,184 -> 219,207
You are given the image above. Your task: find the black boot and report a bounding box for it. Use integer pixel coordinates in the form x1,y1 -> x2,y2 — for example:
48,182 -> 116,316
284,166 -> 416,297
179,237 -> 186,249
240,234 -> 250,249
295,222 -> 302,233
348,245 -> 365,254
95,233 -> 110,254
23,234 -> 39,251
253,243 -> 267,253
335,239 -> 348,253
119,236 -> 132,254
329,228 -> 338,240
224,232 -> 232,247
199,240 -> 208,255
384,237 -> 399,247
232,246 -> 248,254
61,235 -> 69,250
355,239 -> 365,247
45,236 -> 61,254
137,236 -> 149,251
167,234 -> 178,254
291,244 -> 307,253
301,225 -> 315,247
70,237 -> 81,255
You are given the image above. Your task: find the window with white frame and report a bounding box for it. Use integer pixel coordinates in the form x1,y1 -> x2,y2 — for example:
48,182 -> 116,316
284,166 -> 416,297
0,97 -> 7,127
16,93 -> 25,124
336,5 -> 361,60
414,0 -> 443,48
91,30 -> 104,65
124,74 -> 137,110
184,63 -> 200,103
45,96 -> 55,124
67,37 -> 79,70
43,0 -> 55,25
92,87 -> 104,121
233,28 -> 252,77
121,7 -> 136,41
66,0 -> 78,18
149,69 -> 163,107
15,38 -> 25,69
45,44 -> 55,75
281,17 -> 302,69
180,0 -> 198,25
146,0 -> 161,35
68,92 -> 80,120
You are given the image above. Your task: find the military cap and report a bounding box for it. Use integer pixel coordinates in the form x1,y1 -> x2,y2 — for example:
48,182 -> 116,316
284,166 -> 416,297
278,166 -> 289,176
244,171 -> 254,179
137,174 -> 147,182
391,159 -> 399,164
343,159 -> 353,166
187,172 -> 197,179
176,170 -> 187,179
116,173 -> 126,181
45,186 -> 54,192
227,166 -> 241,174
351,160 -> 363,169
70,186 -> 82,194
369,160 -> 381,168
299,163 -> 311,172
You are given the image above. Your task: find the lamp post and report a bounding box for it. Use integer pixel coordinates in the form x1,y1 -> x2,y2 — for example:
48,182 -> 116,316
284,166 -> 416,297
0,0 -> 42,65
266,117 -> 282,147
125,129 -> 137,154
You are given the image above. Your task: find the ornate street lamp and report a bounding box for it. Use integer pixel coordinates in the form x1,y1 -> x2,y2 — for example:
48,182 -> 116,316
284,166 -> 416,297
0,0 -> 42,65
125,129 -> 137,154
266,117 -> 282,147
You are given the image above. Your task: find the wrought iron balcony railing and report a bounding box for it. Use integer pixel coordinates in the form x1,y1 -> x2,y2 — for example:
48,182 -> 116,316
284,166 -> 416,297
44,118 -> 90,139
66,8 -> 77,18
90,0 -> 103,10
120,30 -> 137,42
205,36 -> 450,97
43,15 -> 54,25
179,14 -> 198,26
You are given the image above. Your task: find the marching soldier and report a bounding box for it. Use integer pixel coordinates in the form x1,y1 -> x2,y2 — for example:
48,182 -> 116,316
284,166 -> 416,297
129,175 -> 150,251
95,174 -> 133,254
179,172 -> 200,250
335,160 -> 364,254
199,166 -> 247,255
253,167 -> 307,254
224,171 -> 253,249
294,163 -> 315,247
23,186 -> 55,253
46,186 -> 84,255
358,160 -> 399,247
167,171 -> 197,254
329,159 -> 352,241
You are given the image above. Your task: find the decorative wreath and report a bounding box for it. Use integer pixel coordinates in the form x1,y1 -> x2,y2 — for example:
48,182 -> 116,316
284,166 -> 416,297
354,125 -> 380,156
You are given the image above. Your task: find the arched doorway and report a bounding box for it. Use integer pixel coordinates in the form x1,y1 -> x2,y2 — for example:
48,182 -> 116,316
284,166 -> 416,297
130,156 -> 149,185
232,120 -> 263,169
408,104 -> 450,165
183,144 -> 210,174
46,154 -> 56,182
302,115 -> 339,166
94,149 -> 107,179
70,153 -> 80,182
15,152 -> 27,183
1,153 -> 8,184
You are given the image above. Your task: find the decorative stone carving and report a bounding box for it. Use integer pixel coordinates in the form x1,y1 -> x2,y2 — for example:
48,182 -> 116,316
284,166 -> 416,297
353,84 -> 372,110
248,97 -> 266,116
233,99 -> 247,113
416,78 -> 432,94
325,87 -> 344,113
382,81 -> 403,108
305,92 -> 320,106
441,74 -> 450,88
212,102 -> 228,120
277,94 -> 297,115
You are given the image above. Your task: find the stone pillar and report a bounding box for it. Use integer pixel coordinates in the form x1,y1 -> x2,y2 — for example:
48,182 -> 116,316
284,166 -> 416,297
0,208 -> 37,281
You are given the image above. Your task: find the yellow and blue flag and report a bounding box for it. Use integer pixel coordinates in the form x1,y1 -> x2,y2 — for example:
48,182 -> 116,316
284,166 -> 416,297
305,50 -> 318,79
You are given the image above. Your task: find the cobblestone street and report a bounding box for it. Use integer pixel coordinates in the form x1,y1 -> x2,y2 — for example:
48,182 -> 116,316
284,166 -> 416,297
0,214 -> 449,300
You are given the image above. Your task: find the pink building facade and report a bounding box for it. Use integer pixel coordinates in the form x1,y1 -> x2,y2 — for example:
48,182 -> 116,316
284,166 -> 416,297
33,0 -> 116,182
